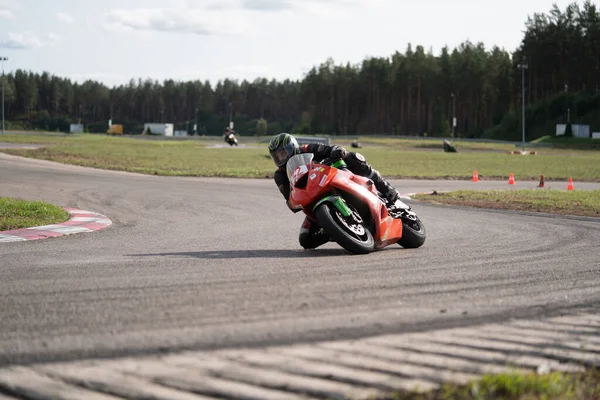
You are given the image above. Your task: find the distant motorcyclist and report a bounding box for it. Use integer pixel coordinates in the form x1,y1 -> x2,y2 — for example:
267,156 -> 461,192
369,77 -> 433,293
268,133 -> 400,250
223,127 -> 233,141
223,127 -> 238,146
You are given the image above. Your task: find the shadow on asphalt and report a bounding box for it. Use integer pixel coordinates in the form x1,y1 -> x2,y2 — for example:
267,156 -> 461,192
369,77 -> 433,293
127,248 -> 359,259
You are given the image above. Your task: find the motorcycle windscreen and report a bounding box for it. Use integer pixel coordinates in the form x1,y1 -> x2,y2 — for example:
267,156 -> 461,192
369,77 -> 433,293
286,153 -> 314,181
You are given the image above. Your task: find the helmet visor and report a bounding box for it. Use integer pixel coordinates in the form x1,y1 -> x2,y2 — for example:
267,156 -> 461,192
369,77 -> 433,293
271,147 -> 290,167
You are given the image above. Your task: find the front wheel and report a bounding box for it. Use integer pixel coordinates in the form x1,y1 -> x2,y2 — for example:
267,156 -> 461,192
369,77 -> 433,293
315,203 -> 374,254
397,215 -> 426,248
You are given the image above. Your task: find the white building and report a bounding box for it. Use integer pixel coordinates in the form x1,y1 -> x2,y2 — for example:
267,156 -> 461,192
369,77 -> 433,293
144,123 -> 174,136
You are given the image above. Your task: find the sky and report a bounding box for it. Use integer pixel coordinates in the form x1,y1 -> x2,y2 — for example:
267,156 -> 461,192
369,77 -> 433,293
0,0 -> 578,88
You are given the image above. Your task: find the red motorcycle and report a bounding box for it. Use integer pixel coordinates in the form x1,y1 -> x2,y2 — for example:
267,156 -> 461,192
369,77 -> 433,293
287,153 -> 426,254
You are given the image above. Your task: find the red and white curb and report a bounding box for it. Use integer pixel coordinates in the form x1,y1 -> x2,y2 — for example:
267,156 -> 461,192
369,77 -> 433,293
0,208 -> 112,243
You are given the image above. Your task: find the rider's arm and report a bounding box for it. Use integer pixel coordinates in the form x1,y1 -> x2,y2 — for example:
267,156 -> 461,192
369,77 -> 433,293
274,168 -> 291,200
302,144 -> 347,160
274,168 -> 301,213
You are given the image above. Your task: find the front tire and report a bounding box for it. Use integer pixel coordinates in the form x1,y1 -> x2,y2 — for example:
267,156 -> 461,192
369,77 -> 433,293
315,203 -> 374,254
398,215 -> 426,248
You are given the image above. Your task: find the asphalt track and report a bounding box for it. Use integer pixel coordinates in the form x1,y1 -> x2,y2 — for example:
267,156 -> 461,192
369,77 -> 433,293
1,151 -> 599,372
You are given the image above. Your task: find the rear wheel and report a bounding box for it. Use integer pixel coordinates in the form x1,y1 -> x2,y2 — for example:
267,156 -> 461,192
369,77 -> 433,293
398,215 -> 426,248
315,202 -> 374,254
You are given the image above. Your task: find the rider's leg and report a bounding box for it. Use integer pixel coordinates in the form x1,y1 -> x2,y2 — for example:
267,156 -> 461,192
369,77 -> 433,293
345,152 -> 400,204
299,217 -> 330,249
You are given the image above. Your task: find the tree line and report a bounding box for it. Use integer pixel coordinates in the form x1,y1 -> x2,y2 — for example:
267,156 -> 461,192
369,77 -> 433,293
1,1 -> 599,138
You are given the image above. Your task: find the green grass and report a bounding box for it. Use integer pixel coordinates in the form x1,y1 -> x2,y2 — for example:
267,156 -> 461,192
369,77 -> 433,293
0,134 -> 273,177
336,137 -> 519,152
382,370 -> 600,400
337,136 -> 600,181
0,131 -> 76,144
0,197 -> 69,231
1,133 -> 600,181
532,135 -> 600,149
354,148 -> 599,181
414,189 -> 600,217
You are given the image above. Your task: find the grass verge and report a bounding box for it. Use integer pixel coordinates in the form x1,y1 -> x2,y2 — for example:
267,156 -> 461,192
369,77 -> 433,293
0,197 -> 69,231
414,189 -> 600,218
1,133 -> 600,180
335,137 -> 518,152
533,135 -> 600,149
0,134 -> 272,177
381,369 -> 600,400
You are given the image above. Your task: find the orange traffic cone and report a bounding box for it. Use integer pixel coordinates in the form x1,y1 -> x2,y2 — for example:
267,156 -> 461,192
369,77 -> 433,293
472,170 -> 480,182
567,178 -> 574,191
538,175 -> 545,188
508,173 -> 515,185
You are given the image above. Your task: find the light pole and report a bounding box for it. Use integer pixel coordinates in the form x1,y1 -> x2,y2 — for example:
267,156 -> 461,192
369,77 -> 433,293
451,92 -> 456,139
1,57 -> 7,135
228,102 -> 233,128
518,61 -> 528,153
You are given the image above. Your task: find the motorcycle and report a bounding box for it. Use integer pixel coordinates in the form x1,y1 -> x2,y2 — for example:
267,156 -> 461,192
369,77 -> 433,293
225,132 -> 238,146
287,153 -> 426,254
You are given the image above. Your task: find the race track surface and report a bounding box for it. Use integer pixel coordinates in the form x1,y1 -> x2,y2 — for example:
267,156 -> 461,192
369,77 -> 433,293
1,152 -> 599,370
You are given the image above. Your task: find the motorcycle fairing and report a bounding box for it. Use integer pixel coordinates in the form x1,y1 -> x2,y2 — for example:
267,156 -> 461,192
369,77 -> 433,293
287,154 -> 403,248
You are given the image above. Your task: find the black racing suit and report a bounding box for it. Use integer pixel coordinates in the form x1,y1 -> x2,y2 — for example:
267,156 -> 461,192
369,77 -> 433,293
274,143 -> 399,250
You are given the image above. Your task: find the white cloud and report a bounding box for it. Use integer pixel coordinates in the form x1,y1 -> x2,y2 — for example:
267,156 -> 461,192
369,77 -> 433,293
0,0 -> 19,19
241,0 -> 377,14
241,0 -> 294,11
57,11 -> 74,24
47,33 -> 61,45
190,0 -> 375,12
104,0 -> 377,36
0,32 -> 60,50
105,8 -> 253,36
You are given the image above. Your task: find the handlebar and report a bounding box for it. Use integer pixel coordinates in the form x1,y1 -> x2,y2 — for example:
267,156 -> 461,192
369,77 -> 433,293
320,157 -> 349,171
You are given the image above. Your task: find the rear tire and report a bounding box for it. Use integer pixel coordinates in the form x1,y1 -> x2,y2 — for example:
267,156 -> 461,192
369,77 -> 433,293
315,203 -> 374,254
398,215 -> 426,248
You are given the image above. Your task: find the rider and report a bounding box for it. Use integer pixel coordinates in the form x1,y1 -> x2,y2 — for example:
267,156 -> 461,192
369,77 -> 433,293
223,127 -> 232,141
268,132 -> 401,250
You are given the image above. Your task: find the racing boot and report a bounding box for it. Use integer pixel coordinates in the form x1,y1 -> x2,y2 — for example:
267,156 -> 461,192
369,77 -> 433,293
299,217 -> 330,250
369,169 -> 400,208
